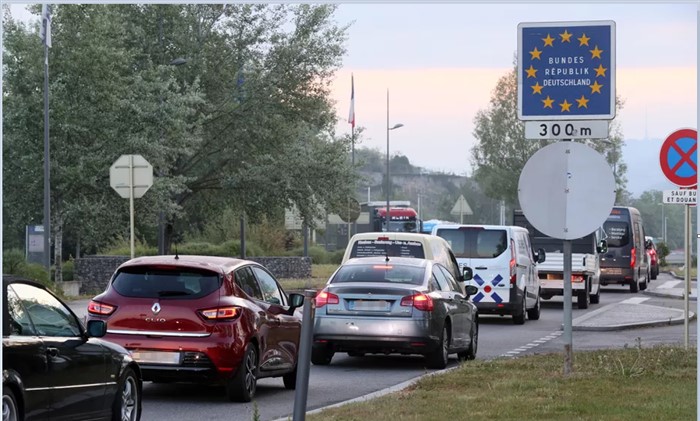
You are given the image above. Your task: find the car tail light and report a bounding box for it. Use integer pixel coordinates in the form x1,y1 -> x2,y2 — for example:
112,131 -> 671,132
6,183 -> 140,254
199,306 -> 240,320
400,293 -> 434,312
510,239 -> 517,285
630,247 -> 636,268
315,290 -> 339,308
87,300 -> 116,316
572,275 -> 585,283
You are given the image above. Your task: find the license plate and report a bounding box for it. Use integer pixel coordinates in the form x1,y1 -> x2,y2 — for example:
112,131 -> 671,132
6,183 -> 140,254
130,351 -> 181,365
350,300 -> 390,311
606,268 -> 622,275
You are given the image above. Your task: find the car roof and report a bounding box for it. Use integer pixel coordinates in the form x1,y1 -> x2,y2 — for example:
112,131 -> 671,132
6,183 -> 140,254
117,255 -> 251,274
344,256 -> 431,268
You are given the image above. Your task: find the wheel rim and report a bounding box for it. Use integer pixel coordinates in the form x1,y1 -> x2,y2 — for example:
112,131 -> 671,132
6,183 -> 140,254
3,395 -> 17,421
120,376 -> 138,421
441,328 -> 449,362
244,349 -> 257,396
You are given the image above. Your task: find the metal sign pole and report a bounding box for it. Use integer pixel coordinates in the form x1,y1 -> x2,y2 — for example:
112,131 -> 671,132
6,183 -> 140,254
685,204 -> 691,348
563,239 -> 573,376
129,155 -> 135,259
293,290 -> 317,421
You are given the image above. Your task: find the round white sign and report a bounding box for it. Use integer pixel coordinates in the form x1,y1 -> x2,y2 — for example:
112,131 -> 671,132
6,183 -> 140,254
518,141 -> 616,240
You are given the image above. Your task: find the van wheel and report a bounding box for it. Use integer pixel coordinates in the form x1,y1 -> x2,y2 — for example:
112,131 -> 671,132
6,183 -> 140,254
526,293 -> 540,320
640,270 -> 649,291
630,277 -> 639,293
577,282 -> 590,309
512,294 -> 526,325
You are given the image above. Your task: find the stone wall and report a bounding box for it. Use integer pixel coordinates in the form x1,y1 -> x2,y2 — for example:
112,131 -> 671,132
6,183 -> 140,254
74,255 -> 312,296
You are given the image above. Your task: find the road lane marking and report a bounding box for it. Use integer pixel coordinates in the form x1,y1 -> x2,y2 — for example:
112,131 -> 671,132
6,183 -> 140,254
500,331 -> 562,358
621,297 -> 650,304
657,281 -> 682,289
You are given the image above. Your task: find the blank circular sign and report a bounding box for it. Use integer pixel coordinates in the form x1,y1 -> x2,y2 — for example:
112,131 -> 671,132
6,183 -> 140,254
518,141 -> 616,240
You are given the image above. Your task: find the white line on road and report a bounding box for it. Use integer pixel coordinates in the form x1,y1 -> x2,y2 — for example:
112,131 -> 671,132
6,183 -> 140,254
621,297 -> 650,304
657,280 -> 683,289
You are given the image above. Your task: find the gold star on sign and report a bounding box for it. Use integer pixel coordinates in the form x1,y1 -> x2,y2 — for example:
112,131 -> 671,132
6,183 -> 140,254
578,33 -> 590,46
590,80 -> 603,94
531,82 -> 543,94
542,96 -> 554,108
590,45 -> 603,59
529,47 -> 542,60
559,100 -> 572,112
559,30 -> 573,43
542,34 -> 555,47
525,65 -> 538,78
594,64 -> 607,77
576,95 -> 589,108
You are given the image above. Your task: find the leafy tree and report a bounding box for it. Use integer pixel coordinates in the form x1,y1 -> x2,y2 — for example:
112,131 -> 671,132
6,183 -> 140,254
470,63 -> 628,209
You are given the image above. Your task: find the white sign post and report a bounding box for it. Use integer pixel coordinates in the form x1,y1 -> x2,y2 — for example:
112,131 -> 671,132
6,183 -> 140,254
110,154 -> 153,258
450,195 -> 473,224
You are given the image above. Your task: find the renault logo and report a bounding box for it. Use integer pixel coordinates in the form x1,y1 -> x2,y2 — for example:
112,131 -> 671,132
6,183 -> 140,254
151,302 -> 161,315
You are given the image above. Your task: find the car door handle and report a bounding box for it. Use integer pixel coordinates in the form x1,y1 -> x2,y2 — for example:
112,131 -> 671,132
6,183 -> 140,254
46,347 -> 59,358
475,266 -> 487,270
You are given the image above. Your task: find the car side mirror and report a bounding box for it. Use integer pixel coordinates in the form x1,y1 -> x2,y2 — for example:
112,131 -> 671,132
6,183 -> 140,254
464,285 -> 478,297
287,293 -> 305,315
597,240 -> 608,254
535,248 -> 546,264
86,320 -> 106,338
462,267 -> 473,281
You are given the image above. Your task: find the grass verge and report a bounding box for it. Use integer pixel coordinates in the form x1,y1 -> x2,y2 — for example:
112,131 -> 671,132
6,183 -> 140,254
307,344 -> 696,421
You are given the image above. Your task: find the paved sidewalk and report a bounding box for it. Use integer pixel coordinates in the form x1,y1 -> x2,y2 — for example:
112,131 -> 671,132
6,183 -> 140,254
571,276 -> 697,331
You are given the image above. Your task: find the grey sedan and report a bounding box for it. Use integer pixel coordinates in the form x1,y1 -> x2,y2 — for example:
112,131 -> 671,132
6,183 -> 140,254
311,256 -> 478,369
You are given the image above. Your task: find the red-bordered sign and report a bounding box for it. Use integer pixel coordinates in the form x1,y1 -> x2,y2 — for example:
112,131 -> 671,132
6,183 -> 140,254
659,128 -> 697,188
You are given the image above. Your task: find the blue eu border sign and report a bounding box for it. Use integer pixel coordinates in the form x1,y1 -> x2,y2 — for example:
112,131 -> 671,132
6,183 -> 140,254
517,20 -> 615,121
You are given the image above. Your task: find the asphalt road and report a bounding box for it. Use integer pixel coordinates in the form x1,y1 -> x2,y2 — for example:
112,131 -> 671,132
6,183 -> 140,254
67,272 -> 697,421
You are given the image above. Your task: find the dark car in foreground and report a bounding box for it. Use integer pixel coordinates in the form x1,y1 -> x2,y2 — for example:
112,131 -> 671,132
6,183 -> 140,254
86,255 -> 305,402
3,275 -> 142,421
312,257 -> 479,369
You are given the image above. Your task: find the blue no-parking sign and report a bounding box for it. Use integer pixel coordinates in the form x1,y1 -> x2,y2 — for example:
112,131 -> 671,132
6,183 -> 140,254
517,21 -> 616,121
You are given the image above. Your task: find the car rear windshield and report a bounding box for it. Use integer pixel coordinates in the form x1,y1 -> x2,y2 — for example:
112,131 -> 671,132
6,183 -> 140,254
350,239 -> 426,259
603,221 -> 630,248
435,228 -> 507,259
112,266 -> 221,299
331,263 -> 425,285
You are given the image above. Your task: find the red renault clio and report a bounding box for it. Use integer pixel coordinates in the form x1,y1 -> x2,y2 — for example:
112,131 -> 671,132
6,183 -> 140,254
86,255 -> 305,402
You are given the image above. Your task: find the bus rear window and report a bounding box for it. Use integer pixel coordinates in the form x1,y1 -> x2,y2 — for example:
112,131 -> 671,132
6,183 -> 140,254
350,239 -> 426,259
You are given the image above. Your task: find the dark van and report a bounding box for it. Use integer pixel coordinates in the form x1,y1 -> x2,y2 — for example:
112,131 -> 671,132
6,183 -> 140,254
599,206 -> 650,293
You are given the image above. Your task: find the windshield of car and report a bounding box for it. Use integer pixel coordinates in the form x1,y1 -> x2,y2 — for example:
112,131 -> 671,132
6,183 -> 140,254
112,267 -> 221,299
331,263 -> 425,285
350,239 -> 426,259
435,228 -> 507,258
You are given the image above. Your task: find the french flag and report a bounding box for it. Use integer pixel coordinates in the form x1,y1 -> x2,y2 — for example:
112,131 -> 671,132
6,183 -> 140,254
348,74 -> 355,129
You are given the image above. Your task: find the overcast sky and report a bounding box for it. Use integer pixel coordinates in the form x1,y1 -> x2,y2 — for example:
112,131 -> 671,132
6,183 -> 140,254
6,2 -> 698,184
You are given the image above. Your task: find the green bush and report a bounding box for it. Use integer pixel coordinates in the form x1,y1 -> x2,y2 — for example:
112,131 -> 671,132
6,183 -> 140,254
62,259 -> 74,282
15,263 -> 51,287
657,241 -> 671,266
3,248 -> 26,274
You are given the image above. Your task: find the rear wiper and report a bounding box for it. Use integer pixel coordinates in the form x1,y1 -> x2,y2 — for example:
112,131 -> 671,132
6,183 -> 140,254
157,290 -> 189,297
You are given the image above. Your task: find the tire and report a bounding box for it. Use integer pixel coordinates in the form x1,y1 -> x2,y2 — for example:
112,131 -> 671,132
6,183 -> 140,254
590,284 -> 600,304
458,318 -> 478,361
577,282 -> 590,309
630,276 -> 639,293
2,388 -> 19,421
226,343 -> 258,402
527,292 -> 541,320
426,325 -> 449,369
282,364 -> 297,390
640,271 -> 649,291
310,347 -> 334,366
112,367 -> 140,421
512,293 -> 526,325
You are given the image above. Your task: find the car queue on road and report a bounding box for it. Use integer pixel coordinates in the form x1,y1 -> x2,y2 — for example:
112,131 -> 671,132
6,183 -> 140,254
3,207 -> 660,420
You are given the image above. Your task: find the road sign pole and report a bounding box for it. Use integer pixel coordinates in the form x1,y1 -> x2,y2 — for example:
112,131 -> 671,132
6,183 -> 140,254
563,239 -> 573,376
129,155 -> 135,259
685,204 -> 691,348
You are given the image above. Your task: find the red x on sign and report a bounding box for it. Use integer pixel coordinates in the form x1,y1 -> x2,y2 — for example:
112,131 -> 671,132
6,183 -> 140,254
660,128 -> 697,188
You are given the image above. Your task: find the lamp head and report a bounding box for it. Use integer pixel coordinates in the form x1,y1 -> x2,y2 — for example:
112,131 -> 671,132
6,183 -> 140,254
389,123 -> 404,130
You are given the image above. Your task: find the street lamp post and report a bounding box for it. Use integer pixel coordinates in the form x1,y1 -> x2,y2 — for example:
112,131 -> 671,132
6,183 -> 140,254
658,202 -> 666,243
385,89 -> 404,231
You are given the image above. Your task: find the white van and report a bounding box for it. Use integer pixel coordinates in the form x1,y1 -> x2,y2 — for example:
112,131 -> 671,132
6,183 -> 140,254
342,232 -> 462,283
431,224 -> 545,325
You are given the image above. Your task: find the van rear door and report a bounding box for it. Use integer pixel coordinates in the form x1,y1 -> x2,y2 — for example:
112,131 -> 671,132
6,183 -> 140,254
434,226 -> 511,305
601,218 -> 632,273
